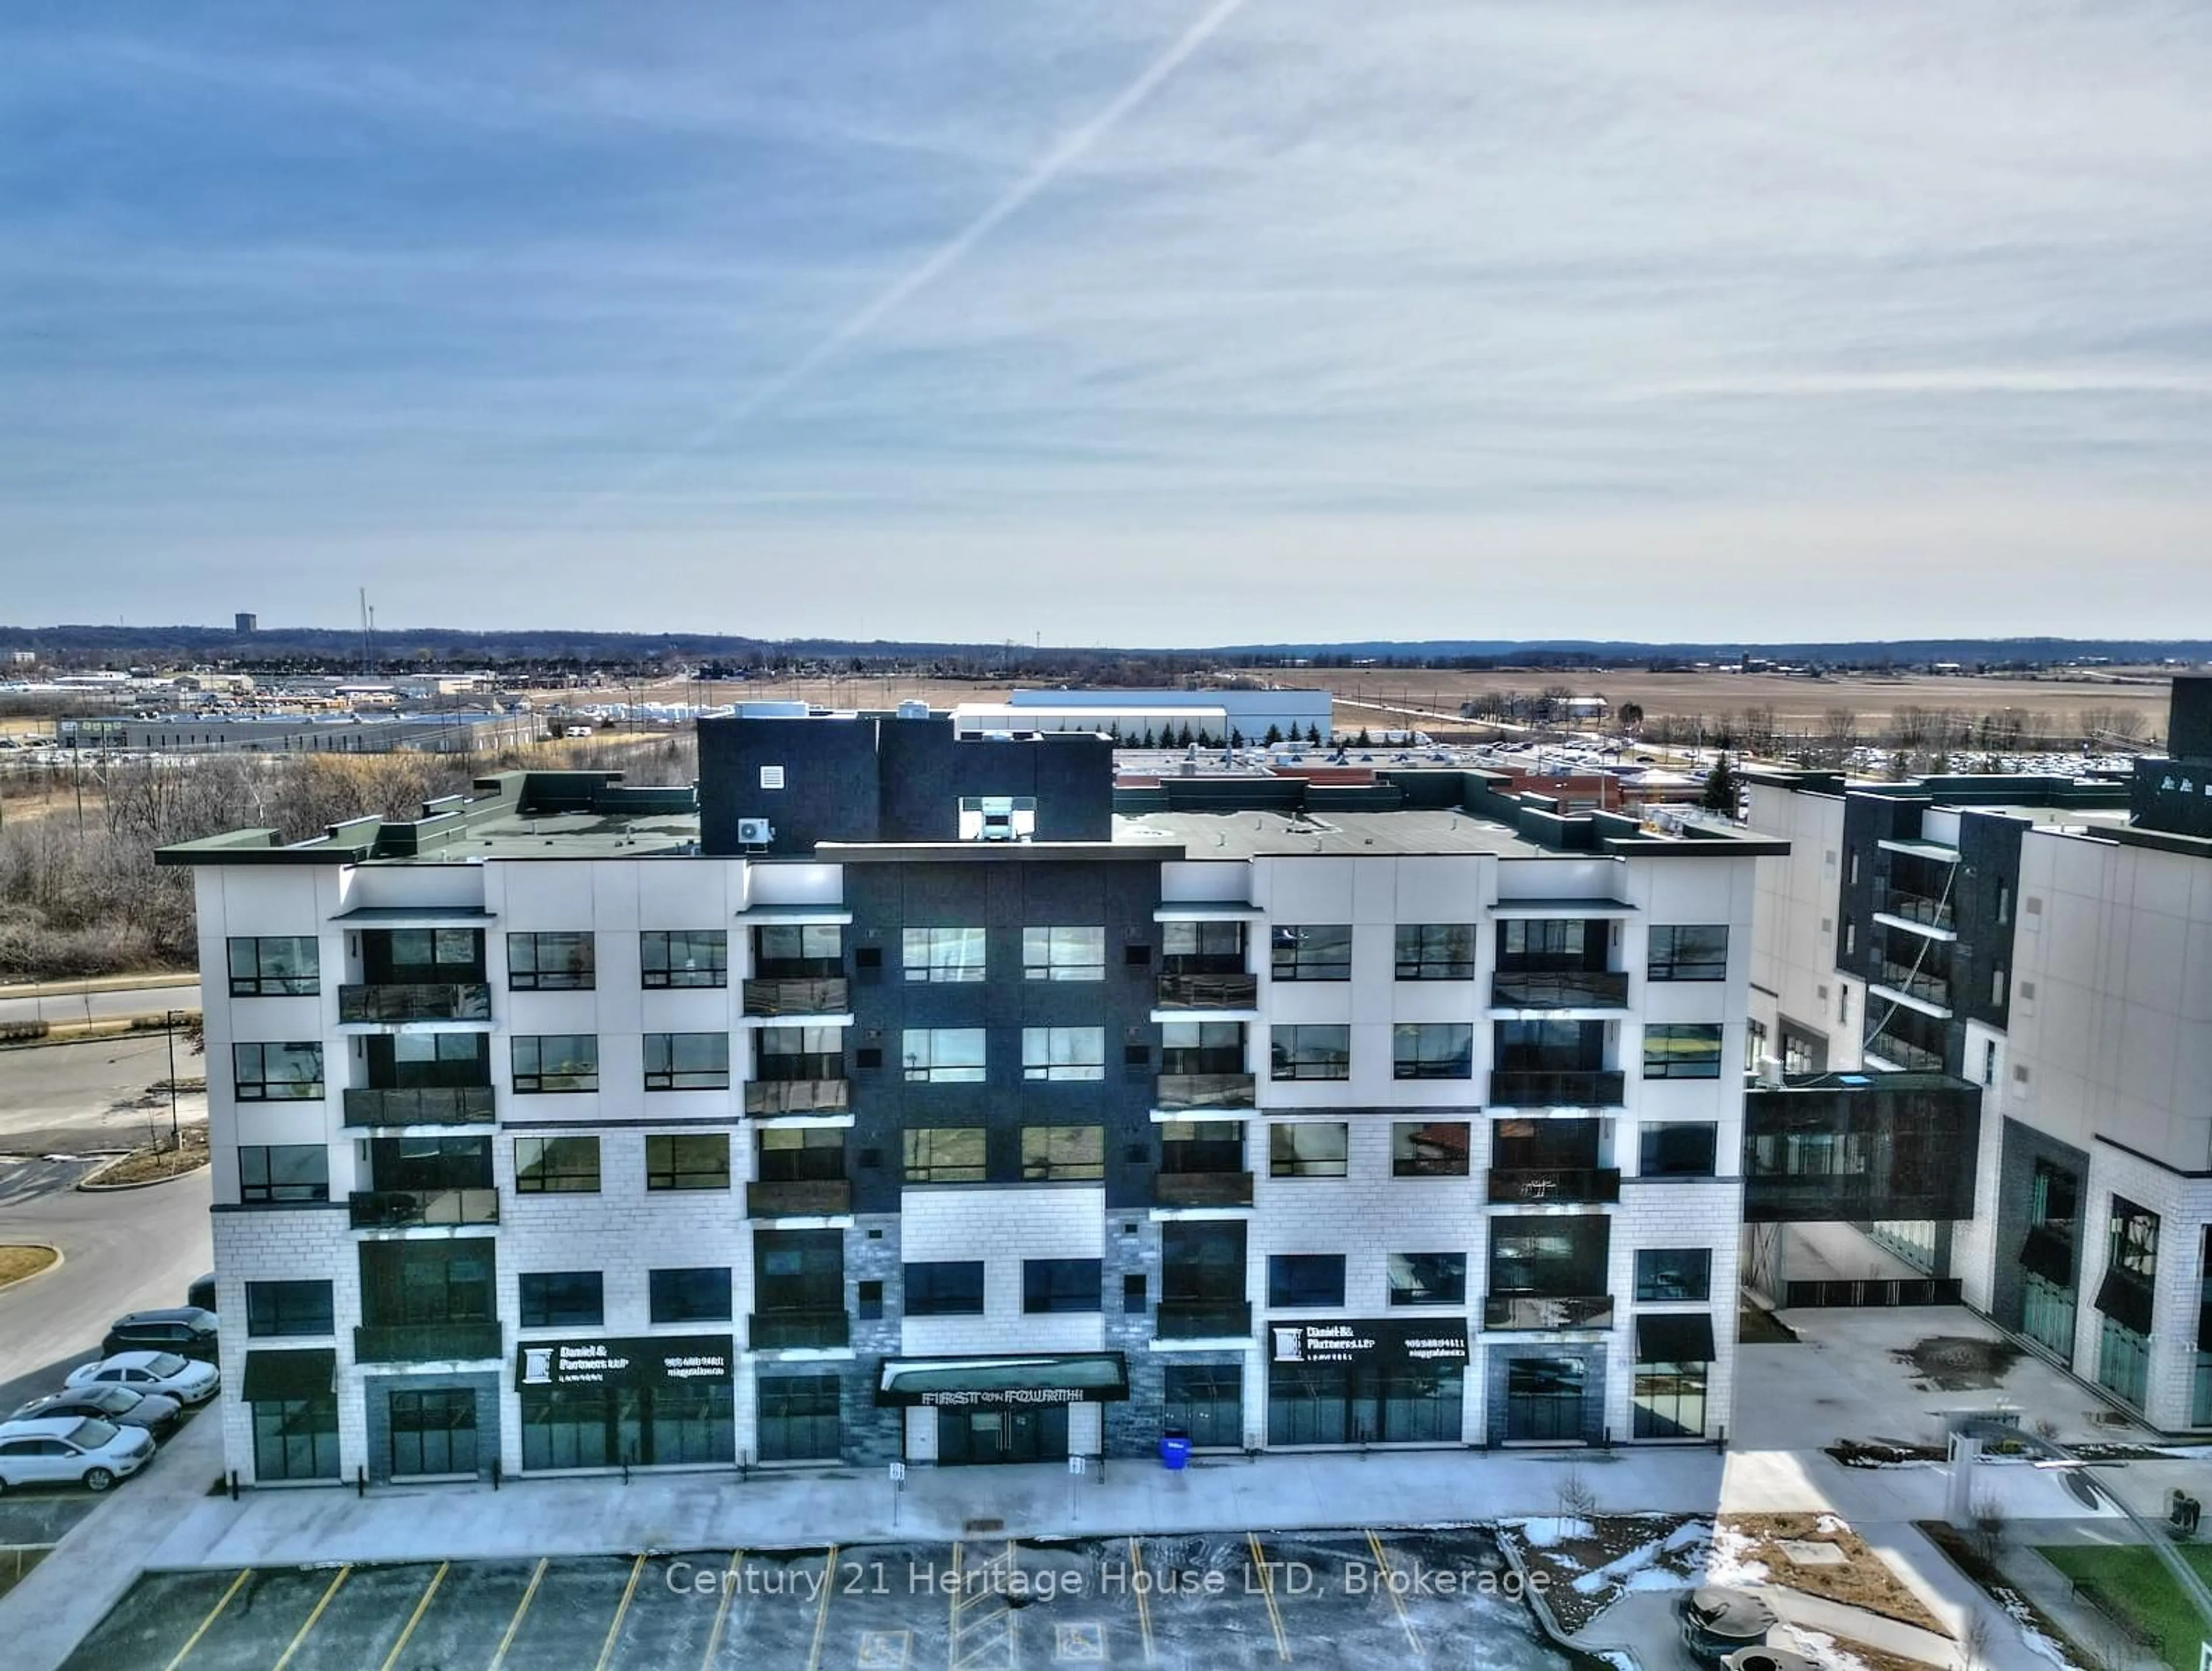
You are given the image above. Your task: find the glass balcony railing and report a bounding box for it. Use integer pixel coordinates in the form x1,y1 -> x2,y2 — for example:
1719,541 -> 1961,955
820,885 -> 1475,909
1152,1171 -> 1255,1208
1880,890 -> 1956,931
348,1187 -> 498,1229
744,1079 -> 850,1115
1156,972 -> 1259,1010
1156,1299 -> 1253,1339
1156,1073 -> 1257,1111
742,977 -> 850,1018
339,983 -> 491,1023
353,1321 -> 503,1364
746,1179 -> 853,1218
749,1310 -> 850,1350
1487,1070 -> 1626,1108
342,1086 -> 495,1127
1490,971 -> 1630,1010
1485,1167 -> 1620,1206
1873,961 -> 1951,1009
1481,1294 -> 1615,1331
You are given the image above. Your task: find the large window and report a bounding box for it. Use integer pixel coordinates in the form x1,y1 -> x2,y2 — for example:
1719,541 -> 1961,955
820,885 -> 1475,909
511,1035 -> 598,1093
1162,921 -> 1245,973
2109,1197 -> 2160,1280
1634,1248 -> 1713,1302
365,927 -> 483,983
507,931 -> 595,991
1271,1025 -> 1350,1081
2096,1313 -> 2150,1408
1642,1024 -> 1724,1080
758,1026 -> 843,1081
644,1032 -> 730,1091
1161,1120 -> 1245,1175
1023,927 -> 1105,982
520,1381 -> 733,1471
755,1229 -> 843,1317
757,1374 -> 841,1462
245,1280 -> 334,1337
1389,1252 -> 1467,1306
758,1127 -> 844,1182
233,1042 -> 323,1101
1268,1254 -> 1346,1309
253,1397 -> 340,1482
1392,1022 -> 1472,1080
513,1135 -> 600,1194
649,1267 -> 733,1324
1162,1022 -> 1244,1075
752,924 -> 841,979
1391,1121 -> 1469,1177
519,1271 -> 604,1328
389,1388 -> 478,1477
1498,919 -> 1590,971
903,927 -> 986,983
1638,1122 -> 1718,1177
1395,924 -> 1475,982
1024,1259 -> 1103,1314
228,936 -> 319,997
368,1135 -> 490,1193
1633,1362 -> 1708,1438
1272,925 -> 1353,982
904,1260 -> 986,1316
1269,1122 -> 1349,1179
641,930 -> 728,988
382,1032 -> 489,1089
1162,1220 -> 1247,1305
1647,926 -> 1728,982
1488,1217 -> 1610,1297
1021,1125 -> 1105,1182
903,1127 -> 987,1184
1022,1027 -> 1104,1082
903,1028 -> 986,1083
238,1144 -> 328,1204
1162,1365 -> 1243,1449
645,1132 -> 730,1192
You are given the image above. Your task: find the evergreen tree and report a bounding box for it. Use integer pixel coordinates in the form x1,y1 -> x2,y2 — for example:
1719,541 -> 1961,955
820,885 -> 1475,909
1141,726 -> 1156,748
1230,728 -> 1245,748
1306,723 -> 1321,745
1177,723 -> 1194,747
1263,725 -> 1281,746
1700,754 -> 1741,815
1354,727 -> 1373,748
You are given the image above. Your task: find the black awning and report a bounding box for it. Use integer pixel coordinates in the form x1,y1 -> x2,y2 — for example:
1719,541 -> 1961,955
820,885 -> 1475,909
876,1352 -> 1128,1408
2094,1270 -> 2154,1337
1635,1313 -> 1717,1362
241,1348 -> 336,1402
2020,1226 -> 2075,1286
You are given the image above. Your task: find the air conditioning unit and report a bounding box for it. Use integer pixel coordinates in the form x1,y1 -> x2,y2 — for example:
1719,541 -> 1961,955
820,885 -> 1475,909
736,817 -> 774,847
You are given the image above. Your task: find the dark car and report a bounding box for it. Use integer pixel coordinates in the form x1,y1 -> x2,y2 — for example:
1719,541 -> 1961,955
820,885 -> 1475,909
101,1308 -> 219,1365
8,1383 -> 181,1435
187,1273 -> 217,1314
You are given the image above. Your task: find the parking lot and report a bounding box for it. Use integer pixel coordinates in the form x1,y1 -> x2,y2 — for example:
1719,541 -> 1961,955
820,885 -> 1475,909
60,1530 -> 1571,1670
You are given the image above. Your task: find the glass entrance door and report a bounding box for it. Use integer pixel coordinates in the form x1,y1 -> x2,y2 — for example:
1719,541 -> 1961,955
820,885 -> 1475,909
1504,1357 -> 1586,1442
936,1405 -> 1071,1464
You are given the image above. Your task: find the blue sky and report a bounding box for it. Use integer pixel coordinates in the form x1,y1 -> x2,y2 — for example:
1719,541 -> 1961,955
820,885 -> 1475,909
5,1 -> 2210,643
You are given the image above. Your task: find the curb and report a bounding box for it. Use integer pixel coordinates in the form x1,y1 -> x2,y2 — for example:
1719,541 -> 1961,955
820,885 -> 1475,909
77,1153 -> 212,1192
0,1242 -> 65,1293
1494,1525 -> 1641,1670
1,1015 -> 202,1053
0,973 -> 198,1002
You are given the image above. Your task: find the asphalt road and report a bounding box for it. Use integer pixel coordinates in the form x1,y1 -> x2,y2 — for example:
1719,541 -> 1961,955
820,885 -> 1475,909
0,1035 -> 208,1155
0,983 -> 201,1029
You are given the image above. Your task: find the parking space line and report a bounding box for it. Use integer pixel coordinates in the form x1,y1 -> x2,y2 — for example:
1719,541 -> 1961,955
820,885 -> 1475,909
379,1561 -> 449,1671
1364,1532 -> 1424,1661
271,1566 -> 351,1671
161,1567 -> 252,1671
595,1553 -> 648,1671
1126,1539 -> 1155,1665
1245,1534 -> 1290,1662
487,1556 -> 548,1671
805,1543 -> 839,1671
701,1549 -> 741,1671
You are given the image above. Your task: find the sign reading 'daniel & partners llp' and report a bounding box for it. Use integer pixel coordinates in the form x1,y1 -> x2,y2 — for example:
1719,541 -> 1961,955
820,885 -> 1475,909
1269,1320 -> 1470,1367
514,1334 -> 734,1391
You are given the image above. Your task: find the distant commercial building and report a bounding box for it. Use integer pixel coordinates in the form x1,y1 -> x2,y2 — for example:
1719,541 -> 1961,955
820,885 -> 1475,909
57,713 -> 535,755
1744,679 -> 2212,1432
1008,688 -> 1334,743
160,708 -> 1777,1490
235,612 -> 258,634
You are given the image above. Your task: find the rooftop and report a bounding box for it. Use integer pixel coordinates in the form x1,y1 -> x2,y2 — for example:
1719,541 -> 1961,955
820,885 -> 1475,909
1113,803 -> 1772,861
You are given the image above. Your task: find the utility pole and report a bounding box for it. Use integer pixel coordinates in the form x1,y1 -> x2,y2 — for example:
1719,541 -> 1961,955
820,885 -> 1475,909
164,1009 -> 181,1149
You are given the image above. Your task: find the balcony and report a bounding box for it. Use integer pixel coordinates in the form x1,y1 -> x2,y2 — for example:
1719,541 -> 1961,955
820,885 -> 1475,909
348,1187 -> 499,1229
1879,890 -> 1956,933
749,1310 -> 850,1350
1156,1073 -> 1257,1112
1153,1171 -> 1255,1208
1482,1294 -> 1615,1331
743,977 -> 850,1019
1491,971 -> 1630,1011
339,983 -> 491,1024
1156,972 -> 1259,1011
1156,1299 -> 1253,1339
1861,1037 -> 1946,1075
1486,1167 -> 1621,1206
745,1078 -> 850,1116
747,1179 -> 853,1218
342,1087 -> 495,1128
1487,1070 -> 1626,1108
1872,961 -> 1952,1012
353,1321 -> 503,1364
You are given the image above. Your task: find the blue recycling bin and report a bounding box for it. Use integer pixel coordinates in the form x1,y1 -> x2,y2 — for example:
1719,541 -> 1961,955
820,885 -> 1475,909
1159,1434 -> 1191,1471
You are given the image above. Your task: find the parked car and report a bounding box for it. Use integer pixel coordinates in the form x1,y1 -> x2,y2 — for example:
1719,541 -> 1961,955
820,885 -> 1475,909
8,1384 -> 181,1435
187,1273 -> 217,1314
0,1416 -> 156,1494
65,1352 -> 220,1405
102,1308 -> 219,1365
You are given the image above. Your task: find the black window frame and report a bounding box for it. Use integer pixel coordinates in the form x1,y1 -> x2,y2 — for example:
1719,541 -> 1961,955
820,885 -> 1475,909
757,1025 -> 843,1081
1394,924 -> 1475,982
1267,1253 -> 1347,1309
903,1127 -> 987,1184
227,935 -> 320,998
1391,1120 -> 1470,1177
1271,1024 -> 1351,1081
245,1279 -> 335,1337
233,1041 -> 324,1101
1388,1252 -> 1467,1307
518,1270 -> 605,1328
1647,925 -> 1729,982
1021,1026 -> 1105,1082
1392,1022 -> 1473,1081
645,1132 -> 731,1192
904,1260 -> 987,1317
1642,1024 -> 1724,1080
513,1134 -> 601,1194
1023,1258 -> 1103,1314
902,927 -> 986,983
641,929 -> 729,988
1020,1124 -> 1105,1182
1638,1122 -> 1719,1178
902,1027 -> 987,1083
643,1031 -> 731,1091
1022,926 -> 1107,982
510,1034 -> 599,1094
757,1126 -> 846,1183
1634,1248 -> 1713,1302
506,931 -> 596,992
1161,1021 -> 1245,1076
238,1143 -> 329,1204
1268,1121 -> 1349,1179
649,1265 -> 734,1324
1271,924 -> 1353,982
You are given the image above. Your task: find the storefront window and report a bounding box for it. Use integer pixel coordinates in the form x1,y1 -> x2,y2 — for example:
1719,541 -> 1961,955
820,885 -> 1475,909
758,1375 -> 842,1462
253,1398 -> 340,1481
389,1388 -> 478,1476
1163,1365 -> 1244,1449
1632,1361 -> 1707,1438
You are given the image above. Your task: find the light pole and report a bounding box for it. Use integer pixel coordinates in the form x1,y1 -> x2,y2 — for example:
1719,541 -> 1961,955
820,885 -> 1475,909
164,1009 -> 180,1150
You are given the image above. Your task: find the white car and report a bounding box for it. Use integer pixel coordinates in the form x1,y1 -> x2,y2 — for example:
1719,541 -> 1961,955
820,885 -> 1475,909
0,1415 -> 156,1493
65,1351 -> 221,1405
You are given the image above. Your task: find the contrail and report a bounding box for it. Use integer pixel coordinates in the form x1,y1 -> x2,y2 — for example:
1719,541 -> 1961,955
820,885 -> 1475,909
552,0 -> 1249,529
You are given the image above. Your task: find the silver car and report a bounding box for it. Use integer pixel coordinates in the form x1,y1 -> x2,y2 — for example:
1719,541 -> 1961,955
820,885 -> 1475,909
0,1416 -> 156,1493
65,1351 -> 221,1405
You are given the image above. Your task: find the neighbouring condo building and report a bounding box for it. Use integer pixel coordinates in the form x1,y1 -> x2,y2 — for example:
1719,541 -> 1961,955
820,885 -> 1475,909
1743,676 -> 2212,1434
162,707 -> 1778,1488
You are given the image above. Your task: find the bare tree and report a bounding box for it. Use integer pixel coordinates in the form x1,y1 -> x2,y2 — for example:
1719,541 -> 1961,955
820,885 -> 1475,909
1554,1466 -> 1599,1534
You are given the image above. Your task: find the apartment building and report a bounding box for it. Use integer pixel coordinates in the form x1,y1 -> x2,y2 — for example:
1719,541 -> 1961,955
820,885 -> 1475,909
162,710 -> 1777,1488
1743,676 -> 2212,1433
